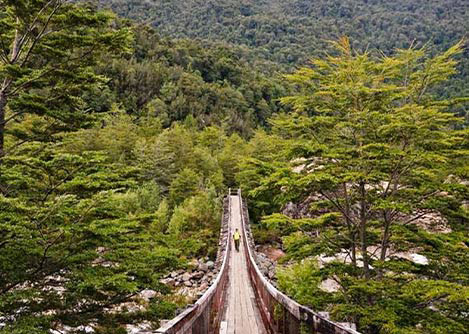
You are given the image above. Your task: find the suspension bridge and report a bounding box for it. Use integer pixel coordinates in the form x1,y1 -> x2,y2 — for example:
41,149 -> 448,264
156,190 -> 360,334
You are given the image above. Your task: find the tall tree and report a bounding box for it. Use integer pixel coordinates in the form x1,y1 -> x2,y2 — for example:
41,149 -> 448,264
0,0 -> 131,158
275,37 -> 466,274
248,38 -> 469,333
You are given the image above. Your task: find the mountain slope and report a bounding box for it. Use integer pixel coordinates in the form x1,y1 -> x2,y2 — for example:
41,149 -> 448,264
98,0 -> 469,65
98,0 -> 469,119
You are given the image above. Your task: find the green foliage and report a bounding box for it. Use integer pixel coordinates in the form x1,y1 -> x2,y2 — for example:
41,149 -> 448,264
0,0 -> 132,156
111,181 -> 162,215
97,25 -> 287,135
0,55 -> 250,333
169,169 -> 201,207
276,260 -> 327,310
168,191 -> 221,257
98,0 -> 469,121
236,130 -> 289,221
0,76 -> 244,332
242,39 -> 469,333
151,199 -> 171,234
0,120 -> 231,332
0,139 -> 187,328
218,133 -> 248,187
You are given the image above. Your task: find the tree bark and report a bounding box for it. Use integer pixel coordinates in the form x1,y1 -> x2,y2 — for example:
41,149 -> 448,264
0,84 -> 7,195
379,168 -> 401,269
377,210 -> 392,280
0,18 -> 20,159
343,182 -> 357,266
359,182 -> 370,279
380,211 -> 392,262
0,77 -> 13,160
0,87 -> 7,159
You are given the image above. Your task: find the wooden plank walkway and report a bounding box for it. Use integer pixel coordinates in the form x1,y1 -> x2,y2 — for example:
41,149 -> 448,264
222,195 -> 267,334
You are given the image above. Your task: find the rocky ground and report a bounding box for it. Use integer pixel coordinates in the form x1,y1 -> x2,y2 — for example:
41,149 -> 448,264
159,258 -> 218,301
0,252 -> 225,334
254,245 -> 284,282
110,257 -> 221,334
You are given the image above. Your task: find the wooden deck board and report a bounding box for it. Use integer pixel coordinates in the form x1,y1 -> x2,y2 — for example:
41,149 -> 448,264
223,195 -> 267,334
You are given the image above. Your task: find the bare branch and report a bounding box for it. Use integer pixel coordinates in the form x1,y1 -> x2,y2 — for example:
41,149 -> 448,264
11,0 -> 62,65
0,36 -> 10,63
319,189 -> 358,225
14,0 -> 60,63
402,213 -> 427,225
19,2 -> 62,67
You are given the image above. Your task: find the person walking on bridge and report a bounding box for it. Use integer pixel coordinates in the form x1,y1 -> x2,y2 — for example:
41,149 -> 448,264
233,228 -> 241,252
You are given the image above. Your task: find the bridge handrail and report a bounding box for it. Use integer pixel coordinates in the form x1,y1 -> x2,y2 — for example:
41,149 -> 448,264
238,189 -> 361,334
155,195 -> 232,334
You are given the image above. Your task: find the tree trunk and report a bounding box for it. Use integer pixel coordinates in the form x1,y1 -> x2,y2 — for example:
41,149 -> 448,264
0,88 -> 7,159
380,211 -> 392,262
0,78 -> 12,159
0,20 -> 20,159
343,182 -> 357,266
0,87 -> 7,195
379,172 -> 400,272
351,231 -> 357,265
359,182 -> 370,279
377,211 -> 392,279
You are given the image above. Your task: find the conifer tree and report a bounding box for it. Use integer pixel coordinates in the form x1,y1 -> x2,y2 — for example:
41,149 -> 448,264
275,37 -> 466,274
0,0 -> 131,158
248,38 -> 469,333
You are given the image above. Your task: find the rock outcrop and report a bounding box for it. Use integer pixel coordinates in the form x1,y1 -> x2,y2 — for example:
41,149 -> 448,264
159,258 -> 219,300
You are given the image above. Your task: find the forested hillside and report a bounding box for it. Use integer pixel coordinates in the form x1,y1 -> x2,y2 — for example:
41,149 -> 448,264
98,0 -> 469,110
98,0 -> 468,64
1,1 -> 468,334
96,25 -> 288,135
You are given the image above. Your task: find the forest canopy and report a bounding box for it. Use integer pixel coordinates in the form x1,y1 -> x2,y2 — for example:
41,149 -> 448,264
237,37 -> 469,334
0,1 -> 468,334
98,0 -> 469,121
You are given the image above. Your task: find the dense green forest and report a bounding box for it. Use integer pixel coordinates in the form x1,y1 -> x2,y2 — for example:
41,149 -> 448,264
0,1 -> 468,334
96,25 -> 288,135
97,0 -> 469,65
98,0 -> 469,119
238,38 -> 469,334
0,1 -> 278,332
